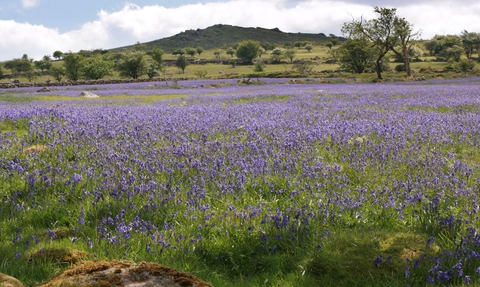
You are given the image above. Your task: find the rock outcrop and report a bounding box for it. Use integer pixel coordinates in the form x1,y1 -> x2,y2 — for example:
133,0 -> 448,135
0,273 -> 24,287
37,260 -> 212,287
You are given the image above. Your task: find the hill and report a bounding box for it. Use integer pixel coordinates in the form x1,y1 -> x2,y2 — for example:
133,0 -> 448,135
116,24 -> 335,52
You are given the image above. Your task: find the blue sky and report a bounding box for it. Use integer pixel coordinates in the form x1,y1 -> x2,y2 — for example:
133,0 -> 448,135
1,0 -> 479,61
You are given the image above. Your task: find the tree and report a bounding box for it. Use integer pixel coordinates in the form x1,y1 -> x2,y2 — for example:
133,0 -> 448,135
4,58 -> 33,74
173,48 -> 186,56
34,60 -> 52,72
117,50 -> 147,79
149,47 -> 164,69
293,60 -> 314,74
460,30 -> 480,59
305,44 -> 313,52
342,6 -> 400,79
175,55 -> 188,73
50,66 -> 65,82
325,42 -> 334,50
81,57 -> 114,80
285,49 -> 295,63
391,17 -> 421,77
270,48 -> 284,63
186,48 -> 196,57
455,59 -> 476,76
53,50 -> 63,60
63,52 -> 84,81
214,50 -> 221,59
425,35 -> 463,59
0,63 -> 3,79
196,47 -> 204,56
226,47 -> 236,58
235,40 -> 261,64
337,38 -> 374,74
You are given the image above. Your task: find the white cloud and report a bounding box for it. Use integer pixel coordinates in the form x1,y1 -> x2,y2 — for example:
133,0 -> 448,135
22,0 -> 40,8
1,0 -> 479,61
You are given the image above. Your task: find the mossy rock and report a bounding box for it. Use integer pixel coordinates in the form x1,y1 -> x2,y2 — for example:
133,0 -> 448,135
37,260 -> 212,287
30,248 -> 90,265
0,273 -> 24,287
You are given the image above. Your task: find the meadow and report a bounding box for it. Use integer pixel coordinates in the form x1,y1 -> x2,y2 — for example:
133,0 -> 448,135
1,77 -> 480,286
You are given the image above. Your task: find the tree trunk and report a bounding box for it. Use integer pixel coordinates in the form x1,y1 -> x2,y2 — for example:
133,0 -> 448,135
375,58 -> 383,80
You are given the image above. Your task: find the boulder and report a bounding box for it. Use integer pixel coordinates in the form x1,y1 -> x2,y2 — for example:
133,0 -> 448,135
0,273 -> 24,287
37,87 -> 53,93
80,91 -> 100,98
37,260 -> 212,287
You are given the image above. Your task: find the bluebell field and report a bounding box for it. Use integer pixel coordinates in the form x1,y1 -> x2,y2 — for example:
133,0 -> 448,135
1,77 -> 480,285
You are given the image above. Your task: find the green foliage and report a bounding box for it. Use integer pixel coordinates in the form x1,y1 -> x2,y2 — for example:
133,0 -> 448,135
193,69 -> 208,78
0,63 -> 3,79
425,35 -> 463,59
270,47 -> 284,63
4,57 -> 33,74
235,40 -> 261,64
342,6 -> 404,79
253,60 -> 265,72
52,50 -> 63,60
186,48 -> 196,57
173,48 -> 186,56
214,50 -> 221,59
196,47 -> 204,56
461,30 -> 480,59
63,52 -> 84,81
454,59 -> 476,75
80,57 -> 114,80
117,50 -> 147,79
34,60 -> 52,72
175,55 -> 189,73
293,60 -> 314,74
285,49 -> 295,63
338,38 -> 374,74
226,47 -> 236,57
305,44 -> 313,52
49,66 -> 65,82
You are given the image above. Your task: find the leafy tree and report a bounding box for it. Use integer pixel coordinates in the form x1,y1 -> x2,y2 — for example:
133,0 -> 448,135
34,60 -> 52,72
293,60 -> 314,74
261,42 -> 276,51
43,55 -> 52,62
63,52 -> 84,81
214,50 -> 221,59
117,50 -> 147,79
325,42 -> 334,50
149,47 -> 164,68
305,44 -> 313,52
196,47 -> 204,56
425,35 -> 463,59
53,50 -> 63,60
330,38 -> 339,47
391,17 -> 421,77
226,47 -> 236,58
444,45 -> 464,61
342,6 -> 400,79
270,48 -> 284,63
50,66 -> 65,82
186,48 -> 196,57
460,30 -> 480,59
0,63 -> 3,79
236,40 -> 261,64
81,57 -> 114,80
253,60 -> 265,72
175,55 -> 188,73
193,69 -> 208,78
455,59 -> 476,75
337,38 -> 374,74
285,49 -> 295,63
4,58 -> 33,74
173,49 -> 186,56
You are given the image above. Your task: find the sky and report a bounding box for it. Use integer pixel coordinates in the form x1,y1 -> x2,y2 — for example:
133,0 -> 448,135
0,0 -> 479,61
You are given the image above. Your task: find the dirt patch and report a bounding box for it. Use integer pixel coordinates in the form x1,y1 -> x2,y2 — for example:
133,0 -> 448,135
37,260 -> 212,287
